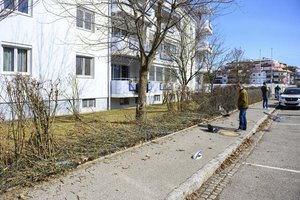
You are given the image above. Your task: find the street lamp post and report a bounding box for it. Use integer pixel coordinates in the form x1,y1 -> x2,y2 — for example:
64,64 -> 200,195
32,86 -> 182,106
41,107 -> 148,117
271,48 -> 273,83
270,48 -> 273,97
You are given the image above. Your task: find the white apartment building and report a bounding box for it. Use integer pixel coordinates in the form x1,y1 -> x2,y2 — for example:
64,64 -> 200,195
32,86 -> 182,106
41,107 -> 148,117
0,0 -> 110,115
291,69 -> 300,86
253,59 -> 291,84
250,65 -> 267,84
0,0 -> 212,114
217,59 -> 290,85
194,16 -> 213,90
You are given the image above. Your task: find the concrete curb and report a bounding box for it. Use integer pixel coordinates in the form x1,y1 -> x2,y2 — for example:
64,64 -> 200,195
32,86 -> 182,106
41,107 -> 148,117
165,108 -> 276,200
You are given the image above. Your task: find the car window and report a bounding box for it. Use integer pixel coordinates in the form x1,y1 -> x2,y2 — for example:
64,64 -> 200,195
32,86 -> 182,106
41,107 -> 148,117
283,88 -> 300,94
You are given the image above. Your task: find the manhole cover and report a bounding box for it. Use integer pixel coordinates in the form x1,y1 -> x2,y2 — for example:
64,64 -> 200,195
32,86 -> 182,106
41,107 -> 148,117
219,131 -> 240,137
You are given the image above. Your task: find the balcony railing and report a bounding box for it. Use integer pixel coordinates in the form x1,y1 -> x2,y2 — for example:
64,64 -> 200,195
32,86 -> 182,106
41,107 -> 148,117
111,80 -> 138,98
111,80 -> 176,97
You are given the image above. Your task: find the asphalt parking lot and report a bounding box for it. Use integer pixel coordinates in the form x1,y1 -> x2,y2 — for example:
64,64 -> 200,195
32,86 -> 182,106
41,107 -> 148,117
219,108 -> 300,200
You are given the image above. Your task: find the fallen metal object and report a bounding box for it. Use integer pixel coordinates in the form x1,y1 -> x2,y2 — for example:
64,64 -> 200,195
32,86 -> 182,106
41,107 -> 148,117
191,151 -> 203,160
208,124 -> 220,133
222,113 -> 230,117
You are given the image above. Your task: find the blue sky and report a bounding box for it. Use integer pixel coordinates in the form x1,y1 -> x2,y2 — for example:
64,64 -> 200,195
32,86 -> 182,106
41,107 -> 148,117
214,0 -> 300,67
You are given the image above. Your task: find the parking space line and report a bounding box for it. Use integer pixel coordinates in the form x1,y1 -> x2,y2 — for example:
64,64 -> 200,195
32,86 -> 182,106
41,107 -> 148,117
243,162 -> 300,174
273,123 -> 300,126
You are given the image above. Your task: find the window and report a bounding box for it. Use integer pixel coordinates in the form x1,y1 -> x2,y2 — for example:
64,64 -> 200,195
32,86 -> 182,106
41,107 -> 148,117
149,66 -> 155,81
3,47 -> 14,72
154,95 -> 160,102
160,43 -> 177,60
3,46 -> 30,73
82,99 -> 96,108
156,67 -> 163,81
164,68 -> 177,82
77,8 -> 94,31
18,0 -> 28,13
112,28 -> 127,37
76,56 -> 93,77
4,0 -> 29,14
120,98 -> 129,105
4,0 -> 14,10
112,64 -> 128,80
168,27 -> 175,33
149,66 -> 177,82
129,36 -> 138,50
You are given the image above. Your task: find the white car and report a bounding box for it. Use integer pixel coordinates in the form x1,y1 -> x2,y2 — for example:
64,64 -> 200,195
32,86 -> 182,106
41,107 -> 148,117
279,87 -> 300,108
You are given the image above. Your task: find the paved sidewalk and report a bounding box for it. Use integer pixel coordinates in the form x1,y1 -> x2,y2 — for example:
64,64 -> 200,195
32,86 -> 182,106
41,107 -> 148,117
2,101 -> 276,200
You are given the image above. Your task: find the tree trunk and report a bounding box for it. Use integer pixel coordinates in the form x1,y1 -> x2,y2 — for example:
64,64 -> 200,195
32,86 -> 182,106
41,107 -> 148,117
179,84 -> 187,111
136,68 -> 149,121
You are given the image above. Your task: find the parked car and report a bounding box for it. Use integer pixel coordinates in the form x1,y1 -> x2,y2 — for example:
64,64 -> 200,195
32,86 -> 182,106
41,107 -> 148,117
279,87 -> 300,108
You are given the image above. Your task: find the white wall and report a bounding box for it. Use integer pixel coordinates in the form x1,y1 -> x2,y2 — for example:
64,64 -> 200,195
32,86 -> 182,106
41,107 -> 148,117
0,0 -> 110,114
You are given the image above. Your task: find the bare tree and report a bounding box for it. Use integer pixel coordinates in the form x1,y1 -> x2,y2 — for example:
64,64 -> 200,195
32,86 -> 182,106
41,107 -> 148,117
162,14 -> 209,111
202,34 -> 230,91
44,0 -> 234,121
226,47 -> 252,84
64,74 -> 82,120
1,74 -> 60,162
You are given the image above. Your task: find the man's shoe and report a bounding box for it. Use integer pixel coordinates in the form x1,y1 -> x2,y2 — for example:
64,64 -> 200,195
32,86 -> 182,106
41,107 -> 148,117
235,128 -> 246,132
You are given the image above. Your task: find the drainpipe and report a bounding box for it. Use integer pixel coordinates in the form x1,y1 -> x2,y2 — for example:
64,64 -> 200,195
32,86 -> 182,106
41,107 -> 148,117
107,0 -> 112,110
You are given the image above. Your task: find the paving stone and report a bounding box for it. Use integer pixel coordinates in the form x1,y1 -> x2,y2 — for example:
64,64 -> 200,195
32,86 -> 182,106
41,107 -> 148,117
212,191 -> 219,196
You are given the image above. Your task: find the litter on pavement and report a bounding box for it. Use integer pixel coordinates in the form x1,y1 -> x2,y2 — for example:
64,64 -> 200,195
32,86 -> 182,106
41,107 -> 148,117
191,151 -> 203,160
263,112 -> 282,122
207,124 -> 219,133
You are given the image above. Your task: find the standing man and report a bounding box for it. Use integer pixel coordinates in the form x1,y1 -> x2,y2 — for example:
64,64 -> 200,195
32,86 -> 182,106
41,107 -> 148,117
261,82 -> 269,109
237,83 -> 248,131
275,85 -> 281,99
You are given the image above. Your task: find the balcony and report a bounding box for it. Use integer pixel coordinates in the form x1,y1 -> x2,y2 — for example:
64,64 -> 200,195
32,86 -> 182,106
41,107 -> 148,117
112,1 -> 154,22
111,37 -> 139,56
111,80 -> 176,98
111,1 -> 133,15
200,20 -> 213,35
111,80 -> 138,98
196,41 -> 212,53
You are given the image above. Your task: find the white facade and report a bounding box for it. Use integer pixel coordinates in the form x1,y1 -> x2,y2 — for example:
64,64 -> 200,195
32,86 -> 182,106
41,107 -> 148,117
0,0 -> 211,112
250,72 -> 267,84
0,1 -> 110,114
